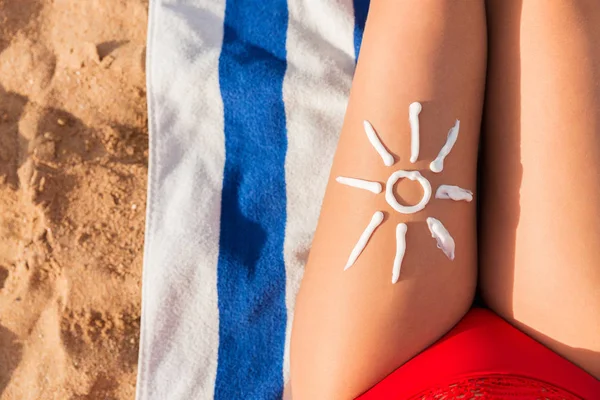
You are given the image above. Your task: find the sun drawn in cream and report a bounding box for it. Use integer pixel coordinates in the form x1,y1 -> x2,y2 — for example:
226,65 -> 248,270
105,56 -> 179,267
336,102 -> 473,284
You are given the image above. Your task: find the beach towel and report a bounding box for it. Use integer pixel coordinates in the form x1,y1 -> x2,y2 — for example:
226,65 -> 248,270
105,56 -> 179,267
136,0 -> 369,398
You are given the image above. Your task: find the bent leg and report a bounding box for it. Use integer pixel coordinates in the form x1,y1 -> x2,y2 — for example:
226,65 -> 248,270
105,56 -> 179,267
290,1 -> 487,399
481,0 -> 600,379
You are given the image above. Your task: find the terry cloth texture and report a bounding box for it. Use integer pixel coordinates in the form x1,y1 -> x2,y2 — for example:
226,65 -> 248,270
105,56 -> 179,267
137,0 -> 369,398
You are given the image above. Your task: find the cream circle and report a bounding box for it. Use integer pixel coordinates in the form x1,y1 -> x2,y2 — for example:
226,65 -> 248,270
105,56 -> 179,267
385,170 -> 432,214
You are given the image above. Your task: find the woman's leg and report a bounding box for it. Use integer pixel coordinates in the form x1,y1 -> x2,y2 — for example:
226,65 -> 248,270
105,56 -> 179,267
290,2 -> 487,398
481,0 -> 600,379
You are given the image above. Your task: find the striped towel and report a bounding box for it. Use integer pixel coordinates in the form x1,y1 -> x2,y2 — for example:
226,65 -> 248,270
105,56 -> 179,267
137,0 -> 369,399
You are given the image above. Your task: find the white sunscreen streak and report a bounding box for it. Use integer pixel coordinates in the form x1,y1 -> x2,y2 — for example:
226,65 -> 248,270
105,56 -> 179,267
409,102 -> 422,163
344,211 -> 384,271
385,170 -> 432,214
336,176 -> 382,194
363,120 -> 394,167
435,185 -> 473,202
430,119 -> 460,173
426,217 -> 455,260
392,223 -> 408,284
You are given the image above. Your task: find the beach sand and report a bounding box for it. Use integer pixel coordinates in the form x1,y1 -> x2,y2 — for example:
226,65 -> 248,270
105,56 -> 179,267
0,0 -> 148,398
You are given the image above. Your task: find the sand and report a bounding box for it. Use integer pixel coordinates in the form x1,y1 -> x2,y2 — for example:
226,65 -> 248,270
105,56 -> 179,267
0,0 -> 149,398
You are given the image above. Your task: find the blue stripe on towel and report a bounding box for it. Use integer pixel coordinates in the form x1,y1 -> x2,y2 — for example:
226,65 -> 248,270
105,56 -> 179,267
353,0 -> 370,60
215,0 -> 289,399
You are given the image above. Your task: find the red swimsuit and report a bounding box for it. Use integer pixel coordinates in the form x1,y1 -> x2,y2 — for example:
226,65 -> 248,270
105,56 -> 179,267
358,309 -> 600,400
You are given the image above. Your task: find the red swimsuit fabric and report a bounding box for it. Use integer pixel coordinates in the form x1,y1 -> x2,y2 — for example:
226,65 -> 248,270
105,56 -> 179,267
358,308 -> 600,400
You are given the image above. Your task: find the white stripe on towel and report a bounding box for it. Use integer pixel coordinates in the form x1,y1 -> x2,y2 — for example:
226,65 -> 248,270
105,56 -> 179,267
281,0 -> 357,391
136,1 -> 225,399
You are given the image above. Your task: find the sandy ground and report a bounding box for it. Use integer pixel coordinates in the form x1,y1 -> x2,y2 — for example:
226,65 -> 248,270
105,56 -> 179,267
0,0 -> 148,398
